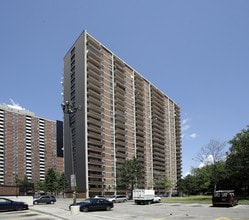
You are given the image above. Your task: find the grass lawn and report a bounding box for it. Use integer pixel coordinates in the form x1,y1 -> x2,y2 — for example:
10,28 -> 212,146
162,195 -> 211,204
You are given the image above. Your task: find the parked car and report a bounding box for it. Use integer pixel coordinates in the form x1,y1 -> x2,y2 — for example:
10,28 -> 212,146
33,195 -> 56,205
69,198 -> 113,212
212,190 -> 238,207
107,195 -> 127,203
0,198 -> 29,212
153,196 -> 161,203
94,195 -> 106,199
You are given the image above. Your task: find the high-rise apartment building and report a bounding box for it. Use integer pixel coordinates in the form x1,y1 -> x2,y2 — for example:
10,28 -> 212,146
0,104 -> 64,187
62,30 -> 181,197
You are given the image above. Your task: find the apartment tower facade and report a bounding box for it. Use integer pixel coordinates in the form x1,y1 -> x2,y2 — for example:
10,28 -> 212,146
62,30 -> 181,197
0,104 -> 64,188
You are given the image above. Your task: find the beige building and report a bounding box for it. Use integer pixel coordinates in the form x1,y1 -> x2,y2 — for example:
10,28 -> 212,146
0,104 -> 64,187
62,30 -> 182,197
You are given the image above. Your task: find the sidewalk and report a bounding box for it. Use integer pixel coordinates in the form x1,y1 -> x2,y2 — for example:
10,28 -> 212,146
29,198 -> 103,220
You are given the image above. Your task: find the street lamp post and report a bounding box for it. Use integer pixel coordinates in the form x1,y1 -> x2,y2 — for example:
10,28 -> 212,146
61,101 -> 81,205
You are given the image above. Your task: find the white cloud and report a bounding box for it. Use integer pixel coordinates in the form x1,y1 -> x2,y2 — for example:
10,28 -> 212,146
181,117 -> 198,140
181,134 -> 186,139
6,99 -> 26,110
181,117 -> 191,135
182,124 -> 190,132
189,133 -> 198,139
181,118 -> 190,126
183,171 -> 191,177
199,155 -> 214,168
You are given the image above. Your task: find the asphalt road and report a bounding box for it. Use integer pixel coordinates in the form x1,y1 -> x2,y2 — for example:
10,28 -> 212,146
1,198 -> 249,220
0,209 -> 61,220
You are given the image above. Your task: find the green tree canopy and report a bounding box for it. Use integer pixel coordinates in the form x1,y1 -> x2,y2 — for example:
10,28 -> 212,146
116,157 -> 142,192
153,171 -> 172,194
226,126 -> 249,195
195,139 -> 227,191
45,168 -> 57,194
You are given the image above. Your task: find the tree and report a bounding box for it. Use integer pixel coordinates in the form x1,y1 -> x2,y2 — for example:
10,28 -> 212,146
57,173 -> 68,197
178,174 -> 199,195
45,168 -> 57,194
153,171 -> 172,195
16,175 -> 34,195
195,139 -> 227,192
226,126 -> 249,196
116,157 -> 142,194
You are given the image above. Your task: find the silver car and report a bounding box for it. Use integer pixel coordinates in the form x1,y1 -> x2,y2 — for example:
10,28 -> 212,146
107,195 -> 127,203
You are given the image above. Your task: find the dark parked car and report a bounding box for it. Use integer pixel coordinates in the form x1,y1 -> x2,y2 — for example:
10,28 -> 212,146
212,190 -> 238,207
0,198 -> 29,212
69,198 -> 113,212
33,195 -> 56,205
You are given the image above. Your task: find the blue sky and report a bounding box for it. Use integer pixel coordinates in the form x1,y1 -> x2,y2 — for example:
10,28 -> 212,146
1,0 -> 249,176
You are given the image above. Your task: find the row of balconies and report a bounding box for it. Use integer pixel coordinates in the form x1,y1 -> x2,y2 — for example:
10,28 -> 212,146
114,63 -> 125,73
153,166 -> 165,172
88,145 -> 102,154
88,124 -> 102,135
114,71 -> 125,83
87,36 -> 102,50
153,149 -> 165,157
87,48 -> 103,63
87,74 -> 101,88
115,82 -> 126,92
87,104 -> 101,115
115,139 -> 126,147
153,160 -> 166,169
87,67 -> 102,82
87,92 -> 101,104
87,111 -> 101,121
87,81 -> 101,95
136,114 -> 144,123
136,134 -> 144,142
87,62 -> 101,76
116,152 -> 126,160
115,122 -> 125,131
152,127 -> 165,137
134,77 -> 144,88
153,120 -> 166,132
88,159 -> 102,166
114,92 -> 125,102
151,87 -> 164,99
136,138 -> 145,146
135,99 -> 145,112
88,168 -> 103,175
88,124 -> 102,133
88,151 -> 102,160
87,54 -> 102,71
115,102 -> 125,112
151,103 -> 165,116
115,127 -> 126,135
88,138 -> 102,148
88,93 -> 101,105
152,135 -> 165,145
137,154 -> 145,161
152,141 -> 166,150
136,122 -> 144,131
114,59 -> 125,71
87,101 -> 101,112
89,114 -> 102,126
88,172 -> 103,179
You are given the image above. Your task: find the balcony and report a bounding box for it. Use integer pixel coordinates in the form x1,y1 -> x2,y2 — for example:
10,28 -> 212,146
87,111 -> 101,121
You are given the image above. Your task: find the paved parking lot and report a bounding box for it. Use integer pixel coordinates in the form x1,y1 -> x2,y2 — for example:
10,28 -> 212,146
27,198 -> 249,220
0,209 -> 60,220
85,202 -> 249,220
